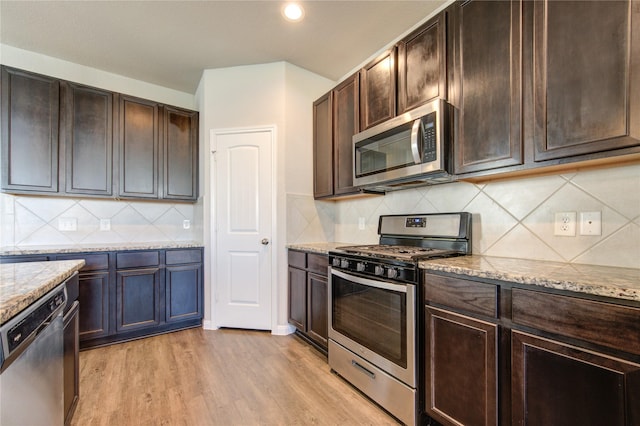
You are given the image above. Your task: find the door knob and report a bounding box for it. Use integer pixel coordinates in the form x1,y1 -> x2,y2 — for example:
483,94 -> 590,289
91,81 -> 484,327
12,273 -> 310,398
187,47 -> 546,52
261,238 -> 270,245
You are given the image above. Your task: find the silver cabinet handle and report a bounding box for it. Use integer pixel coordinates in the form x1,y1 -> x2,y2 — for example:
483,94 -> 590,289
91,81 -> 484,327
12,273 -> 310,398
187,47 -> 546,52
261,238 -> 270,245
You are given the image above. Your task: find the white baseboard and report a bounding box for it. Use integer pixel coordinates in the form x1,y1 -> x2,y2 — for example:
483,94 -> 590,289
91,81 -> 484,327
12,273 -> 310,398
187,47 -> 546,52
202,320 -> 218,330
271,324 -> 296,336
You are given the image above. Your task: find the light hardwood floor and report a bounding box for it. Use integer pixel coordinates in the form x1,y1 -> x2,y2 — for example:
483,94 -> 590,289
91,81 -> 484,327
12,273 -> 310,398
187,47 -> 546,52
71,328 -> 400,426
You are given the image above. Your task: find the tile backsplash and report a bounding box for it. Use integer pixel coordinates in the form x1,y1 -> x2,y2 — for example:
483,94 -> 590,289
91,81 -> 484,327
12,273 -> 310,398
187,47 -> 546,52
287,163 -> 640,269
0,195 -> 203,248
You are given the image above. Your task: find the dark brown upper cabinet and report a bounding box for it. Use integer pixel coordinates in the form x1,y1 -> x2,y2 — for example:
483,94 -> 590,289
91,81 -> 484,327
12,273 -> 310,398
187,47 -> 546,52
0,65 -> 199,202
313,92 -> 333,198
397,12 -> 447,114
449,0 -> 524,175
61,82 -> 114,196
360,49 -> 397,130
332,74 -> 360,196
1,67 -> 60,193
118,95 -> 160,199
532,0 -> 640,161
163,106 -> 198,201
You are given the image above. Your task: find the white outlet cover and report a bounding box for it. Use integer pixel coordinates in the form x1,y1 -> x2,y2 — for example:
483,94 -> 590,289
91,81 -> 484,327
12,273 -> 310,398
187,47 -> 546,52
358,217 -> 365,230
58,217 -> 77,232
99,218 -> 111,231
183,219 -> 191,229
554,212 -> 576,236
580,211 -> 602,236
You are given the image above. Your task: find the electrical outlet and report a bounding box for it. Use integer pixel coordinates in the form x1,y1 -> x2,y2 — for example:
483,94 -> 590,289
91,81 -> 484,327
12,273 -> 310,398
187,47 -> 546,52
554,212 -> 576,236
58,217 -> 77,232
358,217 -> 365,230
580,211 -> 601,235
99,218 -> 111,231
183,219 -> 191,229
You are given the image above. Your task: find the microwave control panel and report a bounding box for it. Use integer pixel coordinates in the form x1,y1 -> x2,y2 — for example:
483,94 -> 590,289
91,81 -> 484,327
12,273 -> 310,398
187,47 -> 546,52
422,113 -> 437,162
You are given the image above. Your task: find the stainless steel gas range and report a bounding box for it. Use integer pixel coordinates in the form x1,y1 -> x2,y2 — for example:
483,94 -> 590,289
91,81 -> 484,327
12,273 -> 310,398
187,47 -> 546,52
328,212 -> 472,426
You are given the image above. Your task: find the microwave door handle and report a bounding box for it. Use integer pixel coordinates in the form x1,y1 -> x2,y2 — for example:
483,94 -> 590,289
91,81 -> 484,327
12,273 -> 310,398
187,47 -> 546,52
410,119 -> 422,164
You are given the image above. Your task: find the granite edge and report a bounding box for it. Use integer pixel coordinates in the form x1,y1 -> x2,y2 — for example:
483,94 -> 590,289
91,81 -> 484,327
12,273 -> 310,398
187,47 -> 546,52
419,258 -> 640,303
0,260 -> 85,325
0,241 -> 204,256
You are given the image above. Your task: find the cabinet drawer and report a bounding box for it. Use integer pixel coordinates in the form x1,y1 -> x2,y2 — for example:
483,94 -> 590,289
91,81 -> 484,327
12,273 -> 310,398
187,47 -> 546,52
57,253 -> 109,271
424,273 -> 498,318
288,250 -> 306,269
116,251 -> 159,269
166,249 -> 202,265
512,288 -> 640,354
307,253 -> 328,275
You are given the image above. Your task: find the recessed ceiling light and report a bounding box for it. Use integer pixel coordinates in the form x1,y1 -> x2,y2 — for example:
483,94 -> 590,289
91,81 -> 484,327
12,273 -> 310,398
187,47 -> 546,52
282,3 -> 304,22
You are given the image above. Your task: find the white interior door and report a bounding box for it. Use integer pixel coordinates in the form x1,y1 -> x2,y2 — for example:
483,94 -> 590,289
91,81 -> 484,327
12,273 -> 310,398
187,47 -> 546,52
212,127 -> 273,330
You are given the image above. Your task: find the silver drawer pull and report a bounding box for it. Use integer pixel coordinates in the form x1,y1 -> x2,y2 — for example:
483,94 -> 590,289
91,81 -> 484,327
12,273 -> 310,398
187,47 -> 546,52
351,360 -> 375,379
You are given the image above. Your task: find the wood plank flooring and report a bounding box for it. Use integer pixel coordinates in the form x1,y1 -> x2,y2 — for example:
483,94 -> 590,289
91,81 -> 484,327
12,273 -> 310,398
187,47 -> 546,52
71,328 -> 401,425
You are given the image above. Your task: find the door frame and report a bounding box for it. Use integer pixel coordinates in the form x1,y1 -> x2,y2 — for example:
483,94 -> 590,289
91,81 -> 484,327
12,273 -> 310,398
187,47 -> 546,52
208,125 -> 278,331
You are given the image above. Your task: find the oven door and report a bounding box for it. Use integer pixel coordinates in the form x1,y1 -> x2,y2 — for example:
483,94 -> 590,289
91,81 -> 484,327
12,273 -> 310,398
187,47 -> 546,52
329,268 -> 415,387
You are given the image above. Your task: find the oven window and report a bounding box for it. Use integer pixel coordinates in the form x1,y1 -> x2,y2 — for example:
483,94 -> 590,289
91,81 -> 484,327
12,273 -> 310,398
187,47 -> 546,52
332,274 -> 407,368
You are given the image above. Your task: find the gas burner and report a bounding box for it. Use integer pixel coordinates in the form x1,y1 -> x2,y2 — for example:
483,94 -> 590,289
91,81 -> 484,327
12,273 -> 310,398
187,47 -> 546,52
335,244 -> 452,261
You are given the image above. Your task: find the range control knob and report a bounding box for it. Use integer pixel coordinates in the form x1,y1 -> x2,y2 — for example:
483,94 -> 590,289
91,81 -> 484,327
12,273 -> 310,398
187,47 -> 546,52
356,262 -> 366,272
387,268 -> 399,279
340,259 -> 349,269
332,258 -> 341,267
374,265 -> 385,276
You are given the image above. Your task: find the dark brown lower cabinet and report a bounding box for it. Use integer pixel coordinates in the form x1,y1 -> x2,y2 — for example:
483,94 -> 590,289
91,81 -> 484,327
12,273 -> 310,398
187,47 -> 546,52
425,306 -> 498,426
287,250 -> 328,352
288,266 -> 307,331
116,267 -> 161,332
511,331 -> 640,426
63,300 -> 79,426
306,272 -> 328,348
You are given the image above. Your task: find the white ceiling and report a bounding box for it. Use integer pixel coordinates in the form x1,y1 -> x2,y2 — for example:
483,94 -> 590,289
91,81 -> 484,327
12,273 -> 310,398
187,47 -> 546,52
0,1 -> 446,94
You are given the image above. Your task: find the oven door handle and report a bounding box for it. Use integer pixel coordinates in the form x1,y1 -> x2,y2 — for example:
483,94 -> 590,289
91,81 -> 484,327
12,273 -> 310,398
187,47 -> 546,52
330,268 -> 408,293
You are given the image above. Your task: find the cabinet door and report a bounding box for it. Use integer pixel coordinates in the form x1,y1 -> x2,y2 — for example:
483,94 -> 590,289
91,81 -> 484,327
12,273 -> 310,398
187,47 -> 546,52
78,271 -> 110,341
116,267 -> 161,332
61,82 -> 114,196
313,93 -> 333,198
397,12 -> 446,114
533,0 -> 640,161
163,106 -> 198,201
332,74 -> 359,196
1,66 -> 59,193
512,331 -> 640,426
118,95 -> 159,199
425,306 -> 498,426
450,0 -> 523,174
360,49 -> 396,130
288,266 -> 306,331
306,272 -> 328,348
165,264 -> 202,322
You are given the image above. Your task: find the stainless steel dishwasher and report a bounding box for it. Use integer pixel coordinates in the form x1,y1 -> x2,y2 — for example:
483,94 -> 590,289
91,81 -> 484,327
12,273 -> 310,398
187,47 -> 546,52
1,281 -> 68,426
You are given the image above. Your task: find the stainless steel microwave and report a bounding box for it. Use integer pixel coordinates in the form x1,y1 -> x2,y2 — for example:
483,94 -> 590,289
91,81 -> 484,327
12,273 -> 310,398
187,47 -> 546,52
353,99 -> 453,190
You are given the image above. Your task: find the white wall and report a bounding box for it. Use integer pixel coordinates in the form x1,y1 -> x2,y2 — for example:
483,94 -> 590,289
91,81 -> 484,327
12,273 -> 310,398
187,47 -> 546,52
197,62 -> 334,333
0,44 -> 196,109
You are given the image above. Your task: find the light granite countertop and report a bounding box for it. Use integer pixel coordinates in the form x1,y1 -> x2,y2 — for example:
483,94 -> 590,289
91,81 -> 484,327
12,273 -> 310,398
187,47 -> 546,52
420,255 -> 640,303
287,242 -> 356,255
0,241 -> 204,256
0,260 -> 85,325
